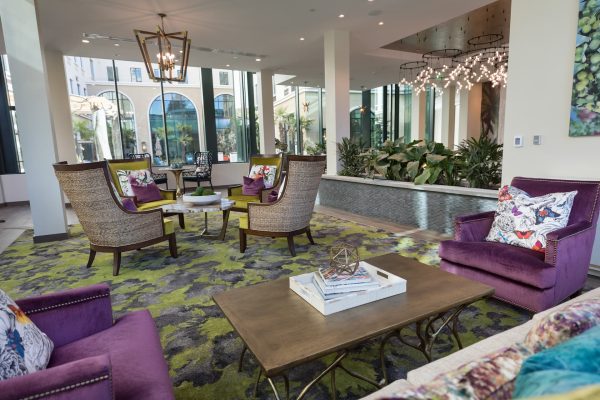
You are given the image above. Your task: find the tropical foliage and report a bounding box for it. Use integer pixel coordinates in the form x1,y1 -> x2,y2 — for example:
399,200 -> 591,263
338,136 -> 503,189
455,136 -> 503,189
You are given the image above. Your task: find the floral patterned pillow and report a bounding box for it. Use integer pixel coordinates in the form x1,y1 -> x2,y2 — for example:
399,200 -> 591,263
249,165 -> 277,189
389,344 -> 532,399
524,299 -> 600,353
485,185 -> 577,252
0,289 -> 54,380
116,169 -> 155,197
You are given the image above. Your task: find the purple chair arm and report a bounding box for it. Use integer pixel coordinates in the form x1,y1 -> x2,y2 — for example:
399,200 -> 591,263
545,221 -> 596,301
454,211 -> 496,242
15,284 -> 113,347
0,354 -> 113,400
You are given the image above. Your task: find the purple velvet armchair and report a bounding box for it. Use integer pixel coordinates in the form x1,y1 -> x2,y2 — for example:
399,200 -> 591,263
439,177 -> 600,313
0,284 -> 174,400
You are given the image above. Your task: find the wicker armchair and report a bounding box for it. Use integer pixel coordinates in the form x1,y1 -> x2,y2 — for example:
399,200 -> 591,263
127,153 -> 168,189
183,151 -> 213,193
108,157 -> 185,229
239,155 -> 326,256
53,161 -> 177,276
227,154 -> 284,212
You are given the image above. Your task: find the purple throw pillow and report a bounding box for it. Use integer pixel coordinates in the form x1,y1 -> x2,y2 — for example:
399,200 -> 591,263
242,176 -> 265,196
129,175 -> 163,203
267,190 -> 279,203
121,197 -> 138,212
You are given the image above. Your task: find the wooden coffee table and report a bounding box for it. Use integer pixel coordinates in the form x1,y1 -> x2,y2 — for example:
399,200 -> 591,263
213,254 -> 494,399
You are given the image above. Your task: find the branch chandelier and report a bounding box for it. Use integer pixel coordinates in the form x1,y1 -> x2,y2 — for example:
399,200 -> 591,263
134,13 -> 191,82
399,34 -> 509,95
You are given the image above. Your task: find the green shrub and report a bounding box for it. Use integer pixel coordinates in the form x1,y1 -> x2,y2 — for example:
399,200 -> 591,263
337,137 -> 364,177
455,136 -> 503,189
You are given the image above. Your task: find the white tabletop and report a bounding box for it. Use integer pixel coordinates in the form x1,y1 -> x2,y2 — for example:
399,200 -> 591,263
161,198 -> 235,213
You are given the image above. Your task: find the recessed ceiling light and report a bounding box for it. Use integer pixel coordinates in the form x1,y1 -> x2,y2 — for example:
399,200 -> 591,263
338,14 -> 345,18
226,64 -> 230,67
378,21 -> 384,26
368,0 -> 374,2
81,39 -> 90,43
114,43 -> 120,46
256,58 -> 261,62
179,50 -> 183,53
300,37 -> 305,41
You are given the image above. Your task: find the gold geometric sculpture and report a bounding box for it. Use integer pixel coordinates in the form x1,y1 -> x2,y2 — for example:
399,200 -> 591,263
329,243 -> 360,275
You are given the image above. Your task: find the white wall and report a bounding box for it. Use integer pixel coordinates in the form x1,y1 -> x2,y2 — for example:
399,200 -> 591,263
503,0 -> 600,265
0,175 -> 28,203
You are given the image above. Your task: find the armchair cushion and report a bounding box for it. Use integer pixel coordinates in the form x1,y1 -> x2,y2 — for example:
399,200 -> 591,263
455,211 -> 496,242
49,310 -> 174,400
242,176 -> 265,196
228,194 -> 259,211
129,175 -> 162,203
116,169 -> 155,197
136,199 -> 176,211
439,240 -> 554,289
486,185 -> 577,252
0,289 -> 54,379
239,214 -> 248,230
249,165 -> 278,188
0,354 -> 112,400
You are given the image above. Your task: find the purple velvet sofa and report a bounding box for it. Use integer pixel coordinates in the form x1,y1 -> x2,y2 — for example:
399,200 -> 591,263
439,177 -> 600,313
0,284 -> 174,400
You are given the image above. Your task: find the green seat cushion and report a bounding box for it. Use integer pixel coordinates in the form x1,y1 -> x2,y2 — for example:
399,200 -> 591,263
163,218 -> 175,235
137,199 -> 176,211
239,215 -> 248,230
228,194 -> 259,210
514,325 -> 600,398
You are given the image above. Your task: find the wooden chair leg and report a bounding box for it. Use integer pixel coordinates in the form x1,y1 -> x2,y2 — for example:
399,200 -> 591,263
86,249 -> 96,268
287,235 -> 296,257
169,234 -> 178,258
113,251 -> 122,276
306,229 -> 315,245
178,214 -> 185,229
240,229 -> 247,253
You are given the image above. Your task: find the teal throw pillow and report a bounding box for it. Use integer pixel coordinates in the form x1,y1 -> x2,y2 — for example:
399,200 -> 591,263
514,324 -> 600,398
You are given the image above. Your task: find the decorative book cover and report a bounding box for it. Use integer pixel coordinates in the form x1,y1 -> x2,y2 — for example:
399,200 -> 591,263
318,265 -> 373,286
313,271 -> 380,295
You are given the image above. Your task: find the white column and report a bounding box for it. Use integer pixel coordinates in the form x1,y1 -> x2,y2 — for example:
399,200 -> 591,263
410,90 -> 426,141
0,0 -> 68,241
256,69 -> 276,154
44,49 -> 78,163
456,89 -> 469,145
324,30 -> 350,174
441,87 -> 456,148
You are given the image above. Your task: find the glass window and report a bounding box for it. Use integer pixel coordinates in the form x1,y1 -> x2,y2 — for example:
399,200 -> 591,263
274,84 -> 298,154
89,59 -> 95,80
219,71 -> 229,86
1,54 -> 24,172
107,66 -> 119,81
77,83 -> 81,95
130,67 -> 142,82
149,93 -> 200,165
399,85 -> 412,143
424,86 -> 435,141
98,91 -> 137,157
300,87 -> 321,154
69,79 -> 74,94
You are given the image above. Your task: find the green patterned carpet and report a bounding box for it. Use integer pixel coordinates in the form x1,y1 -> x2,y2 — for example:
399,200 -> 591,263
0,212 -> 530,399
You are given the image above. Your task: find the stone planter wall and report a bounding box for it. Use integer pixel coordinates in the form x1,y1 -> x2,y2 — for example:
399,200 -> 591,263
318,175 -> 498,236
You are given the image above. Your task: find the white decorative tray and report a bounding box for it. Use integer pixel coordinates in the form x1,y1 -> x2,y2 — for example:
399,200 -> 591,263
182,192 -> 222,205
289,262 -> 407,315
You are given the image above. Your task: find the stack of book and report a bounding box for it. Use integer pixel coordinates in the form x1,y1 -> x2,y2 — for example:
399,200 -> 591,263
313,265 -> 381,300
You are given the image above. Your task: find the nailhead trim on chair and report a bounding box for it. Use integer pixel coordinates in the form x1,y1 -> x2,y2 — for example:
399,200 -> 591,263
24,293 -> 110,315
19,374 -> 110,400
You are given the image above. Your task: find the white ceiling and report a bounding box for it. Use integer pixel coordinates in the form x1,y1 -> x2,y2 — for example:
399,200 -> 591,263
21,0 -> 497,89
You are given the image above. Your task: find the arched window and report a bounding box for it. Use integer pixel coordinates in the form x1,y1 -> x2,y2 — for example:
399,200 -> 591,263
214,94 -> 238,161
149,93 -> 200,165
98,91 -> 137,158
350,107 -> 376,147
